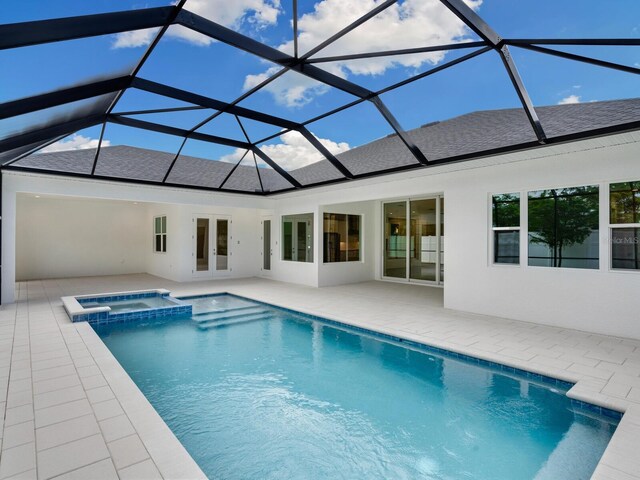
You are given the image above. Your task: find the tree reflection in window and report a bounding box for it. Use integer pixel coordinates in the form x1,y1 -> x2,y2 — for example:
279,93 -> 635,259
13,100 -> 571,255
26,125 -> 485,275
528,186 -> 599,269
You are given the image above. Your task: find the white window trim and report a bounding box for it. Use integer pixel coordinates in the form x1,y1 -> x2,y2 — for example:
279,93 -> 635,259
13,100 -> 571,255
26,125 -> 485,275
489,193 -> 521,267
608,179 -> 640,273
153,215 -> 167,254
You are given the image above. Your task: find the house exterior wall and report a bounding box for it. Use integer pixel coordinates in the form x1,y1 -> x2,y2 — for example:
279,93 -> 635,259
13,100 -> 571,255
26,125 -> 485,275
16,195 -> 148,281
3,131 -> 640,338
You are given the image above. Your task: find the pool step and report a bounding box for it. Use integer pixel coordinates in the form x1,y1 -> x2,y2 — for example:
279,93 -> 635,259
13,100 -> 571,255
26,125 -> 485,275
196,312 -> 275,330
191,306 -> 268,323
192,304 -> 259,317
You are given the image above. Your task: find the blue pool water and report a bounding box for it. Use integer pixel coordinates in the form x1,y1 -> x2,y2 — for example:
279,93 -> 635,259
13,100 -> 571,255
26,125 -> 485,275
80,295 -> 176,312
94,295 -> 618,480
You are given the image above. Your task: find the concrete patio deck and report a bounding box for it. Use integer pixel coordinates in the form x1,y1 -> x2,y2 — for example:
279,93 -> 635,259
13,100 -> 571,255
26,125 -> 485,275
1,274 -> 639,479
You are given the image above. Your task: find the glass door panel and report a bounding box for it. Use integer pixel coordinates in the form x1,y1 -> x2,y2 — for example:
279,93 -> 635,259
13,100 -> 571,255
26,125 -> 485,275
296,221 -> 307,262
263,219 -> 271,271
384,201 -> 407,278
410,199 -> 437,281
196,218 -> 209,272
283,221 -> 293,260
216,219 -> 229,271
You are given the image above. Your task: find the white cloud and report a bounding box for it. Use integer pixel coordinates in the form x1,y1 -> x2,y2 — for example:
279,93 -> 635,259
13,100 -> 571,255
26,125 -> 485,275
243,67 -> 330,107
112,28 -> 159,48
558,95 -> 581,105
40,135 -> 110,153
245,0 -> 482,106
220,130 -> 350,170
113,0 -> 282,48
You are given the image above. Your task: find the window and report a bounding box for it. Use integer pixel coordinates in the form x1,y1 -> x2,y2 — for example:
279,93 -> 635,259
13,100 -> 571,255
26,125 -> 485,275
610,181 -> 640,270
282,214 -> 313,262
528,186 -> 599,269
154,215 -> 167,253
492,193 -> 520,264
323,213 -> 361,263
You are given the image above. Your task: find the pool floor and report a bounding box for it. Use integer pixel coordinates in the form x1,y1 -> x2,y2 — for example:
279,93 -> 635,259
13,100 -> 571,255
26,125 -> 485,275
95,296 -> 617,480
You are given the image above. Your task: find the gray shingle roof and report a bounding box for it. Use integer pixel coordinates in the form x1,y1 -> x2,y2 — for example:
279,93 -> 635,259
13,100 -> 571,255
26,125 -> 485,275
13,98 -> 640,191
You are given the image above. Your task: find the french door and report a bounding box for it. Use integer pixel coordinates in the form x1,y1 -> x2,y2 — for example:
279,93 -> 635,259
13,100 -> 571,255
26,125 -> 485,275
192,215 -> 231,277
382,197 -> 444,285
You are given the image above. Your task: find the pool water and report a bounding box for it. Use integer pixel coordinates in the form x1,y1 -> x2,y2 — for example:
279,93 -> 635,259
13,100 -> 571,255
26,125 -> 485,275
95,296 -> 617,480
81,296 -> 176,312
181,294 -> 257,315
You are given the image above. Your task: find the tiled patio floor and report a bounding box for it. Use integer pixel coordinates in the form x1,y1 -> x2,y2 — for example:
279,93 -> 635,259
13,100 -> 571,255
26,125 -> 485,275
1,274 -> 639,479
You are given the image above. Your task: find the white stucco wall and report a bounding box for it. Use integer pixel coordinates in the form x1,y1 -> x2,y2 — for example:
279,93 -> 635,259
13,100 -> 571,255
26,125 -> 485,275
15,194 -> 147,281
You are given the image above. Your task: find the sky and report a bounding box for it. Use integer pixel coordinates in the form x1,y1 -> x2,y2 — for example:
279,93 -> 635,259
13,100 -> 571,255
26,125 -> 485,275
1,0 -> 639,170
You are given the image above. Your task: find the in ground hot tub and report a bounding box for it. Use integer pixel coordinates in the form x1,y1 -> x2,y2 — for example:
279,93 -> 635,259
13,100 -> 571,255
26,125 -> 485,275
62,289 -> 191,324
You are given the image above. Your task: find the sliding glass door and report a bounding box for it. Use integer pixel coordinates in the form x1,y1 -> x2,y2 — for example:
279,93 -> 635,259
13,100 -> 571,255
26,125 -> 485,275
383,197 -> 444,285
383,202 -> 407,278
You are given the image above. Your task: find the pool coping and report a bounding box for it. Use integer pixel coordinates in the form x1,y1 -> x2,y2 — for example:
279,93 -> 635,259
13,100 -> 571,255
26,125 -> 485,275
79,287 -> 640,480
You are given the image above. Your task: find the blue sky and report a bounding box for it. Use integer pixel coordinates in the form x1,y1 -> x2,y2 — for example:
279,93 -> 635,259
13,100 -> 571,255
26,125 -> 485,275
1,0 -> 638,169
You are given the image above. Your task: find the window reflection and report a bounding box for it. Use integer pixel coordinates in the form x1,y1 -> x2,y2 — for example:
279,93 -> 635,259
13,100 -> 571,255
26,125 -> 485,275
528,186 -> 599,269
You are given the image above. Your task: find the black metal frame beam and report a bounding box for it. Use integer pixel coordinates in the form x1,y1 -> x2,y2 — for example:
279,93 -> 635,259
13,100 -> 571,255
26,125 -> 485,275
103,0 -> 188,117
0,7 -> 176,50
505,38 -> 640,46
90,122 -> 107,175
0,76 -> 130,120
298,127 -> 354,178
218,150 -> 251,190
371,97 -> 429,165
375,46 -> 492,96
251,148 -> 301,188
131,78 -> 300,130
498,45 -> 546,143
438,0 -> 546,143
509,43 -> 640,76
235,116 -> 264,193
114,105 -> 207,116
175,10 -> 374,100
438,0 -> 501,46
306,41 -> 487,64
107,115 -> 252,150
1,135 -> 68,167
161,138 -> 187,183
0,114 -> 104,153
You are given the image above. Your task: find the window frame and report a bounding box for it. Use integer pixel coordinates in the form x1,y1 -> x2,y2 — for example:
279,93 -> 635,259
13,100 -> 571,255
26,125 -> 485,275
609,179 -> 640,272
490,193 -> 521,266
153,215 -> 167,254
322,212 -> 363,264
526,184 -> 600,270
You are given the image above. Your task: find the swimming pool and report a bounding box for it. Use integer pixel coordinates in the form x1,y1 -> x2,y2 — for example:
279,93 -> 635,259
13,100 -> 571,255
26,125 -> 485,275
94,294 -> 618,480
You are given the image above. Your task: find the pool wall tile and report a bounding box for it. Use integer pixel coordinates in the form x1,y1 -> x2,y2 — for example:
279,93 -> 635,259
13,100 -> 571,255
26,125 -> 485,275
71,291 -> 191,326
